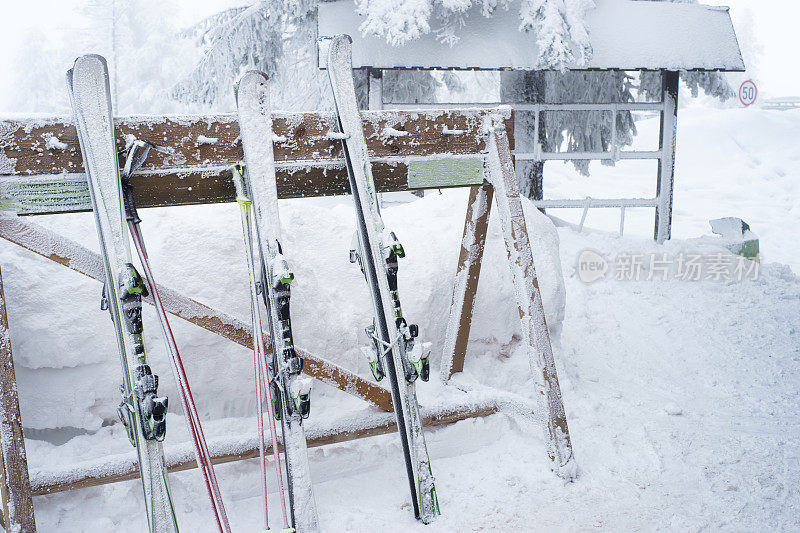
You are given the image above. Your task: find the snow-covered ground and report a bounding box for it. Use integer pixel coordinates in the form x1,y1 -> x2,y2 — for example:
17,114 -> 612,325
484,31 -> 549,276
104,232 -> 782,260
2,104 -> 799,531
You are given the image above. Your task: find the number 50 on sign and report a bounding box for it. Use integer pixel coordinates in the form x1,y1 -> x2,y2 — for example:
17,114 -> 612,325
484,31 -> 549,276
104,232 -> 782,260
739,80 -> 757,107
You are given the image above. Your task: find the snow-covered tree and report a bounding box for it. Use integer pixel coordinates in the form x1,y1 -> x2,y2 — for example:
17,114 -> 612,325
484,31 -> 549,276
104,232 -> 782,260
171,1 -> 595,110
8,29 -> 71,114
172,1 -> 327,111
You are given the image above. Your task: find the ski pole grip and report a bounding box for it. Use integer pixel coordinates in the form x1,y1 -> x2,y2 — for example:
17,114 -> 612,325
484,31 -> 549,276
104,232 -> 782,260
121,176 -> 141,224
121,140 -> 152,224
230,164 -> 249,202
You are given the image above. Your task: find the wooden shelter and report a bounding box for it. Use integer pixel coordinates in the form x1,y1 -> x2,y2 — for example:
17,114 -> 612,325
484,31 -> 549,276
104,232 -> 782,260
318,0 -> 745,243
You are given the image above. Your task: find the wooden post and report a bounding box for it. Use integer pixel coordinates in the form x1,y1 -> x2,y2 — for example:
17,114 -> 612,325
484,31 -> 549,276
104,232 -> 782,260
485,118 -> 576,479
655,70 -> 679,243
366,68 -> 383,111
440,184 -> 493,380
0,266 -> 36,532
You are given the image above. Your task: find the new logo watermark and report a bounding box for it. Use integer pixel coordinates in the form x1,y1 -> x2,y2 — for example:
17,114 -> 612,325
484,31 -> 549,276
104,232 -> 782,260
577,249 -> 608,283
577,250 -> 760,283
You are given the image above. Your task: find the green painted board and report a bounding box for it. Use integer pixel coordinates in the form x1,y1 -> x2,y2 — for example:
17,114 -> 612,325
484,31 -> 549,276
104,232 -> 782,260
407,158 -> 484,189
0,175 -> 92,214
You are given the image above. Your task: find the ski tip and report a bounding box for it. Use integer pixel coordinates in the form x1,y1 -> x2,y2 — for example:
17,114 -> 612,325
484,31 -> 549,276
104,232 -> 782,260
70,54 -> 111,90
237,70 -> 269,94
234,71 -> 270,112
242,70 -> 269,83
73,54 -> 109,72
326,34 -> 354,71
331,33 -> 353,46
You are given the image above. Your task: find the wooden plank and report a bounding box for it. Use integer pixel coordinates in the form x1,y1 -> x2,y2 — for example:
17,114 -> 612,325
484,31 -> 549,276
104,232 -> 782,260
0,163 -> 409,215
0,109 -> 505,175
485,120 -> 576,480
0,266 -> 37,532
0,217 -> 393,412
31,400 -> 499,495
440,184 -> 493,380
1,109 -> 512,214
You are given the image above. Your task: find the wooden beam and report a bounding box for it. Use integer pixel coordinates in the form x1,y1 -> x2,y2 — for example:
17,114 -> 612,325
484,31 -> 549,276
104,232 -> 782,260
1,110 -> 496,173
0,217 -> 393,412
440,184 -> 493,380
0,109 -> 512,215
486,121 -> 575,479
0,266 -> 37,532
31,400 -> 498,495
0,162 -> 410,215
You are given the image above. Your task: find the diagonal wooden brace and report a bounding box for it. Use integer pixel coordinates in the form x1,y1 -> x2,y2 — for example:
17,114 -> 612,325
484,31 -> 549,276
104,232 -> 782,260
440,183 -> 493,380
0,216 -> 393,412
484,121 -> 576,479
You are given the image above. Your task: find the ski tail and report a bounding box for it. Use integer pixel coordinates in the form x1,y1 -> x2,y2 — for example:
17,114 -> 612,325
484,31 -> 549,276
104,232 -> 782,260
325,35 -> 439,523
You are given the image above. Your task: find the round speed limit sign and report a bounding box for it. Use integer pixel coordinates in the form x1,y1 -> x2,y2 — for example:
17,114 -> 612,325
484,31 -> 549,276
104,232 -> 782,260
739,80 -> 757,107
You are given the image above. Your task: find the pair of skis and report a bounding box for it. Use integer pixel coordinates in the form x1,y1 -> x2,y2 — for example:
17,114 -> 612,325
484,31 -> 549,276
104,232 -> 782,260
326,35 -> 440,523
68,55 -> 230,533
70,54 -> 319,533
233,72 -> 318,533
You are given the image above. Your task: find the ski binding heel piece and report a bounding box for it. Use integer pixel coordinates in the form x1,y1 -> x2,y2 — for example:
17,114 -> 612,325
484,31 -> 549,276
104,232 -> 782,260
383,230 -> 405,259
395,318 -> 419,383
290,377 -> 312,419
134,365 -> 168,441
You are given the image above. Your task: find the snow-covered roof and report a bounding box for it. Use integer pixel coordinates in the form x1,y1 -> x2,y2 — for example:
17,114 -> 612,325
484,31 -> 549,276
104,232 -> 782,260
318,0 -> 745,72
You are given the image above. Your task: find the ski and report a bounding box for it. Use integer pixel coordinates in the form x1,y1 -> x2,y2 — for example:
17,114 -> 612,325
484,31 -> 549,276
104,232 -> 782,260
233,71 -> 319,532
67,55 -> 178,533
325,35 -> 440,523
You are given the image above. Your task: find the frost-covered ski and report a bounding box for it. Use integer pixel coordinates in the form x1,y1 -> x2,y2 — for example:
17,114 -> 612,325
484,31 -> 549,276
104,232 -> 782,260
66,55 -> 178,533
326,35 -> 440,523
234,71 -> 319,532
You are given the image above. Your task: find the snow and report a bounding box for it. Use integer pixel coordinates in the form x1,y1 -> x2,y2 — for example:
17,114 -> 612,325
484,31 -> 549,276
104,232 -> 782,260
318,0 -> 745,71
195,134 -> 218,146
545,105 -> 800,273
43,135 -> 68,151
0,104 -> 798,530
